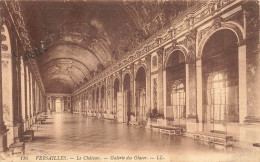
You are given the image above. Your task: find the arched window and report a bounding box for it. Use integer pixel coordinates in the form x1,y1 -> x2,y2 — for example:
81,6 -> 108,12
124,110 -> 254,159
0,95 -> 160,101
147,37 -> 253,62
166,50 -> 186,121
202,29 -> 239,134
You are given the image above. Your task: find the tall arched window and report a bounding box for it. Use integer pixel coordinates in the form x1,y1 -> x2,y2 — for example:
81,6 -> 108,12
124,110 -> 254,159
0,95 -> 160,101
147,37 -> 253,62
202,29 -> 239,133
166,50 -> 186,122
135,66 -> 146,122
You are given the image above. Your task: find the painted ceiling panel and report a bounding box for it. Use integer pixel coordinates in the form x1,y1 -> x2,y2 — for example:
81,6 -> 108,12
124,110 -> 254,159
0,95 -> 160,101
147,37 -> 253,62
18,0 -> 192,93
39,44 -> 101,69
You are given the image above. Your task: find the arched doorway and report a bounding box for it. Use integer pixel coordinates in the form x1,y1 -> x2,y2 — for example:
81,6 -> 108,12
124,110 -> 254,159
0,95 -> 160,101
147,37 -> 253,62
113,78 -> 120,114
55,98 -> 62,113
123,73 -> 131,123
166,50 -> 186,127
135,66 -> 146,123
202,29 -> 239,134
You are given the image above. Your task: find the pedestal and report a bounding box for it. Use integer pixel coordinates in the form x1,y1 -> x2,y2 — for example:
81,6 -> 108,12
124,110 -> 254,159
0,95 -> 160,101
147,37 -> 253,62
157,118 -> 167,126
186,118 -> 197,133
0,126 -> 8,152
6,124 -> 14,147
240,117 -> 260,145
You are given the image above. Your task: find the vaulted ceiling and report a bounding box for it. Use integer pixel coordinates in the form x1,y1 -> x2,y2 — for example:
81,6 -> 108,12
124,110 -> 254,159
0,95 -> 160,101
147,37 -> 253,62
19,0 -> 193,93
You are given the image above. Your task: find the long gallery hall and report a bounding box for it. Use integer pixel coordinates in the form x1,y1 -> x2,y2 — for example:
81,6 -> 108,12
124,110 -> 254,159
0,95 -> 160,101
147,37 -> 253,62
0,0 -> 260,161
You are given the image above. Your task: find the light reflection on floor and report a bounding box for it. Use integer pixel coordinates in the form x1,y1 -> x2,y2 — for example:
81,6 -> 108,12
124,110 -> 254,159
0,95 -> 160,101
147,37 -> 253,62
17,113 -> 260,161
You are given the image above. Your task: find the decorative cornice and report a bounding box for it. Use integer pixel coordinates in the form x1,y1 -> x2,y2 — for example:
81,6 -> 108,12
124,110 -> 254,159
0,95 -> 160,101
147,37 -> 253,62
5,0 -> 45,94
73,0 -> 241,96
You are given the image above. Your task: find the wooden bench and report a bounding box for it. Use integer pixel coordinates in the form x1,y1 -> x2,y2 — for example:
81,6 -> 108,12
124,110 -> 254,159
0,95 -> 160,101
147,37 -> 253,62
9,142 -> 25,155
41,115 -> 48,119
152,126 -> 183,136
193,131 -> 233,147
30,124 -> 39,131
129,121 -> 138,126
23,130 -> 34,142
37,118 -> 46,124
30,119 -> 41,131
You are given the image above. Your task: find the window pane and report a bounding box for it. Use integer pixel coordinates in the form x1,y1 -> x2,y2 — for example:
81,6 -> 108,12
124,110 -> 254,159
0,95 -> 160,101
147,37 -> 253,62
218,74 -> 223,80
221,105 -> 225,121
172,83 -> 186,118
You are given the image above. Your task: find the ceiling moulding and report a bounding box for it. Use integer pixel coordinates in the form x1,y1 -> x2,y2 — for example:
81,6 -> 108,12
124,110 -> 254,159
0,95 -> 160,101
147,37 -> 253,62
5,0 -> 45,94
73,0 -> 240,96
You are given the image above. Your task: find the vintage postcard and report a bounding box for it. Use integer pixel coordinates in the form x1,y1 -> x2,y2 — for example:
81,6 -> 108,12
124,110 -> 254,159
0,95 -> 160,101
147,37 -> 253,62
0,0 -> 260,161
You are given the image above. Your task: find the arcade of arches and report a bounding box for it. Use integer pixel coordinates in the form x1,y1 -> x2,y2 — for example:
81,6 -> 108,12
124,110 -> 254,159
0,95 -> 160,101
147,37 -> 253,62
0,0 -> 260,158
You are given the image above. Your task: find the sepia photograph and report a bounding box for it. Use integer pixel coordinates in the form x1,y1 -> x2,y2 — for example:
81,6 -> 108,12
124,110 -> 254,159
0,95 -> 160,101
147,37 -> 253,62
0,0 -> 259,161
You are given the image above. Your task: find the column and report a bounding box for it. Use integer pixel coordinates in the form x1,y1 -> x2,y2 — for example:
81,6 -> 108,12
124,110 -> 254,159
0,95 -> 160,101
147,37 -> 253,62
20,57 -> 26,131
32,79 -> 36,123
130,64 -> 135,121
81,93 -> 84,112
99,86 -> 101,114
157,48 -> 164,115
25,66 -> 29,122
112,80 -> 115,114
95,87 -> 97,113
86,92 -> 88,113
108,78 -> 112,114
38,91 -> 40,114
103,84 -> 106,113
145,56 -> 151,116
35,84 -> 37,114
119,71 -> 122,92
36,85 -> 39,114
133,65 -> 137,120
29,72 -> 33,126
159,48 -> 167,125
92,85 -> 97,112
33,80 -> 36,116
188,62 -> 197,117
83,93 -> 85,113
77,94 -> 82,114
39,92 -> 42,113
51,97 -> 55,112
26,66 -> 30,122
256,8 -> 260,119
163,70 -> 167,120
238,44 -> 247,124
0,7 -> 7,152
196,60 -> 203,131
30,73 -> 33,119
1,41 -> 14,146
185,64 -> 190,116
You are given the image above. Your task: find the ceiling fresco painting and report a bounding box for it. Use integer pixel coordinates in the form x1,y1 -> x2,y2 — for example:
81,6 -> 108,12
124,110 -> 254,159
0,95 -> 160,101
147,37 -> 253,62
17,0 -> 193,93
